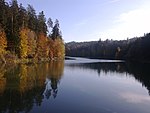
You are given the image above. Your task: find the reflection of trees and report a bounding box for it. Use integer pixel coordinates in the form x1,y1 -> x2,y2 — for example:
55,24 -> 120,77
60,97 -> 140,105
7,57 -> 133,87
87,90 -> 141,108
126,63 -> 150,95
67,62 -> 150,95
0,64 -> 6,94
66,62 -> 127,75
0,61 -> 64,113
0,64 -> 45,113
44,61 -> 64,99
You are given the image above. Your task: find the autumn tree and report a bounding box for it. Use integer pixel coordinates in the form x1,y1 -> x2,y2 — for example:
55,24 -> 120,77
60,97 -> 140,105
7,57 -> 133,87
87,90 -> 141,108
0,0 -> 65,61
53,38 -> 65,59
27,30 -> 37,58
0,27 -> 7,62
48,38 -> 54,59
0,27 -> 7,53
36,33 -> 48,59
48,19 -> 65,59
19,28 -> 28,58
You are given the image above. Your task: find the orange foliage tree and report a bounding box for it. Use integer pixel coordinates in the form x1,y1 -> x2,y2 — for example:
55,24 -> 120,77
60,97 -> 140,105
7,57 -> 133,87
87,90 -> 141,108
47,37 -> 65,59
37,33 -> 49,59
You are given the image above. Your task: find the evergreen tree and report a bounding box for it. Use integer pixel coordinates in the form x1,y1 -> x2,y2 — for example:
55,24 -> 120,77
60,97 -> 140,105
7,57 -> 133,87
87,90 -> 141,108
9,0 -> 20,53
37,11 -> 47,34
27,4 -> 37,32
0,0 -> 8,29
18,4 -> 28,28
0,0 -> 65,62
47,17 -> 53,29
51,19 -> 61,40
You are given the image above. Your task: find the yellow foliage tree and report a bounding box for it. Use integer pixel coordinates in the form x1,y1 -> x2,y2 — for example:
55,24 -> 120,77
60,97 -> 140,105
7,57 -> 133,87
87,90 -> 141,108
48,38 -> 54,59
19,28 -> 28,58
27,31 -> 37,58
0,28 -> 7,55
53,38 -> 65,59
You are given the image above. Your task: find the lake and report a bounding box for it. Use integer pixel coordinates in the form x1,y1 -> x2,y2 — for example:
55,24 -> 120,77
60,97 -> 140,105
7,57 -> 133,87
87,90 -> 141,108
0,57 -> 150,113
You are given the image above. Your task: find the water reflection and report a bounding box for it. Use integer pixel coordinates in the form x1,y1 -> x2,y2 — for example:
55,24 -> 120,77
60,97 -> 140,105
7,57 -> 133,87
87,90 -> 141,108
0,61 -> 64,113
120,92 -> 150,104
0,60 -> 150,113
126,63 -> 150,96
66,62 -> 150,95
44,61 -> 64,99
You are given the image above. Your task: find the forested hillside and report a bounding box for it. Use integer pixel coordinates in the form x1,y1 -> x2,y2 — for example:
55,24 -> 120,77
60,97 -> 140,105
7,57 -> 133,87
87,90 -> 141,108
66,33 -> 150,63
0,0 -> 65,63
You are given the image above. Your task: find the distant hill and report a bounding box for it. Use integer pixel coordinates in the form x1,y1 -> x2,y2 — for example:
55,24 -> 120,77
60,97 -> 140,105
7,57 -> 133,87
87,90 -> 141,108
65,33 -> 150,63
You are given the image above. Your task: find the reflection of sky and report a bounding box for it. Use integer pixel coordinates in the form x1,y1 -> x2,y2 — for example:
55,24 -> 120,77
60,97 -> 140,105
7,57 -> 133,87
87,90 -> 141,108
63,62 -> 150,113
65,57 -> 124,64
20,60 -> 150,113
120,92 -> 150,104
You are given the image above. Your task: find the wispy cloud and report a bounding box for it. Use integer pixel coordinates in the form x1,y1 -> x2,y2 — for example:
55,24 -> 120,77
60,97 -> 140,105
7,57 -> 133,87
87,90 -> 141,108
101,6 -> 150,40
120,92 -> 150,104
109,0 -> 120,3
74,20 -> 87,27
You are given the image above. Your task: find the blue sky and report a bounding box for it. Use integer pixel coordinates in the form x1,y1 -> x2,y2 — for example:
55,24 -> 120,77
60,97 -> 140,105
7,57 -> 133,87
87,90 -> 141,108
7,0 -> 150,42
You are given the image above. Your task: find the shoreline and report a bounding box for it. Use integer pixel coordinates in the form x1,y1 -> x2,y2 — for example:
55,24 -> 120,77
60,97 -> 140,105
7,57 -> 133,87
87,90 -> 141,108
0,57 -> 65,64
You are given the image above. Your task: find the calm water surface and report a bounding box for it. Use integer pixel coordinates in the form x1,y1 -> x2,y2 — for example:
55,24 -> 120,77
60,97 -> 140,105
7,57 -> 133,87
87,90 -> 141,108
0,57 -> 150,113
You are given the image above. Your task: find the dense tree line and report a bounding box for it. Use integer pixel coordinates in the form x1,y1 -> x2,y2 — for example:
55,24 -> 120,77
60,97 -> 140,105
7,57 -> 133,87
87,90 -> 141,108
66,33 -> 150,63
0,0 -> 65,63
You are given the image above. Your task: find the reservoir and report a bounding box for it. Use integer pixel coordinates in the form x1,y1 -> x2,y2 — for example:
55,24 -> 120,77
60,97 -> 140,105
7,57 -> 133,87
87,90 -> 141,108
0,57 -> 150,113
